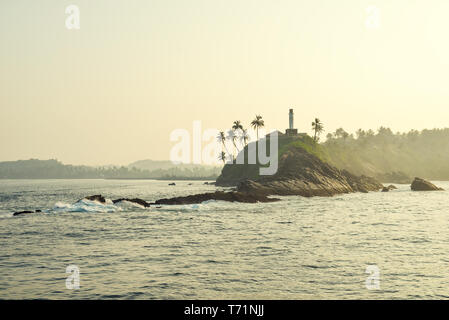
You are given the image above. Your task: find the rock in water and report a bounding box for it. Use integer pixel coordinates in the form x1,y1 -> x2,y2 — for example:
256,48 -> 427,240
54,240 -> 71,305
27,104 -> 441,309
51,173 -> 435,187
84,195 -> 106,203
155,191 -> 280,205
411,178 -> 444,191
13,210 -> 42,216
381,185 -> 397,192
13,210 -> 34,216
112,198 -> 151,207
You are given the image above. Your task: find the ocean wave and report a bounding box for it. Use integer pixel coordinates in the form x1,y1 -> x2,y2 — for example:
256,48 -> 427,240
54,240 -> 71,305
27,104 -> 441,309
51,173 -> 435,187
51,199 -> 121,213
114,200 -> 147,210
49,197 -> 156,213
0,212 -> 14,219
6,197 -> 241,216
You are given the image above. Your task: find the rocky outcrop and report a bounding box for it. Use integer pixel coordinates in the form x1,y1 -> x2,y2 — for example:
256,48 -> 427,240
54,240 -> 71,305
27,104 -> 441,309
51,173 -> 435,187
411,178 -> 444,191
83,195 -> 152,207
13,209 -> 41,216
155,191 -> 280,205
229,146 -> 383,197
381,185 -> 397,192
80,193 -> 277,207
84,195 -> 106,203
341,170 -> 383,193
112,198 -> 151,207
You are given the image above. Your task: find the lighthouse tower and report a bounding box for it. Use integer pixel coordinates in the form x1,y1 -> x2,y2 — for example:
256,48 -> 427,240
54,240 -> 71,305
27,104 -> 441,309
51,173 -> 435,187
285,108 -> 298,136
289,109 -> 294,129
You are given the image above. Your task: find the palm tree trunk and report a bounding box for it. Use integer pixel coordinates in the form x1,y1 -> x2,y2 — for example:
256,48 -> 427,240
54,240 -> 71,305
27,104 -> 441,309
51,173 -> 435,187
222,141 -> 230,159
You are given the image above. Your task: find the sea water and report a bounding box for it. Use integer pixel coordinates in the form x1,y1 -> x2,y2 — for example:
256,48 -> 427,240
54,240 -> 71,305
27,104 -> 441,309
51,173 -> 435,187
1,179 -> 449,299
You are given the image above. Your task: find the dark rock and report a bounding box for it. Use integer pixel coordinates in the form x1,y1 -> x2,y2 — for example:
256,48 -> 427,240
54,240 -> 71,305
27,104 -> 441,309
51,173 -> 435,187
13,209 -> 42,216
341,170 -> 383,194
13,210 -> 34,216
411,177 -> 444,191
112,198 -> 151,208
84,195 -> 106,203
155,191 -> 280,205
234,147 -> 383,197
382,184 -> 397,192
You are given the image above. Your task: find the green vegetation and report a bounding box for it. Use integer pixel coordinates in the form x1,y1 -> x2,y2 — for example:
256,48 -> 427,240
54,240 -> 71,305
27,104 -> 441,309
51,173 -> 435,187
323,127 -> 449,180
216,132 -> 325,185
218,118 -> 256,162
279,134 -> 329,162
250,115 -> 265,141
217,118 -> 449,184
311,118 -> 324,142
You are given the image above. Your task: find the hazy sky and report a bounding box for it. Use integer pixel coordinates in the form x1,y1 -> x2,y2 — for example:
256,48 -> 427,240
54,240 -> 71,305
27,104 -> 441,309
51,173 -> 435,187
1,0 -> 449,165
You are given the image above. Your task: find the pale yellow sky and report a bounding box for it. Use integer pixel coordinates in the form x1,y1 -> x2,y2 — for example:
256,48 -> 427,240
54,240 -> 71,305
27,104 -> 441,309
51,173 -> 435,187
1,0 -> 449,165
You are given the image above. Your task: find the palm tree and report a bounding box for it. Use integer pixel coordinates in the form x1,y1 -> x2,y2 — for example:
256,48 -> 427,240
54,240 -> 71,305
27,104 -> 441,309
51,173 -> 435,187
217,131 -> 230,157
218,151 -> 227,164
227,129 -> 238,160
355,129 -> 366,140
335,128 -> 349,141
217,131 -> 226,145
240,128 -> 250,147
232,120 -> 244,151
250,115 -> 265,141
311,118 -> 324,142
232,120 -> 243,132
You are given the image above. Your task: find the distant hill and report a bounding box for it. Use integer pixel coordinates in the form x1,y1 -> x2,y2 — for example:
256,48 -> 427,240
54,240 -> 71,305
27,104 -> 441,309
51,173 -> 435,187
0,159 -> 221,180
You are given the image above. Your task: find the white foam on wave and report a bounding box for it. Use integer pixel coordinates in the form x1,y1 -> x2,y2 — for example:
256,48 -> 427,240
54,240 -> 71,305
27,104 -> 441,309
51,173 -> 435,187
114,200 -> 147,210
51,199 -> 121,213
155,199 -> 223,213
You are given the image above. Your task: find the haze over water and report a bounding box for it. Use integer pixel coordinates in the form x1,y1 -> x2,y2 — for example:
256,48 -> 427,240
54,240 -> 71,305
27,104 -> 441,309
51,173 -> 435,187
1,179 -> 448,299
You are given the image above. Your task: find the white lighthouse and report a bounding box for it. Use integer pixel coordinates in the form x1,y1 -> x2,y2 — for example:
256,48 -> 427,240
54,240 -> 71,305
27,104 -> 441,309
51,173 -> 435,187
289,109 -> 294,129
285,108 -> 298,135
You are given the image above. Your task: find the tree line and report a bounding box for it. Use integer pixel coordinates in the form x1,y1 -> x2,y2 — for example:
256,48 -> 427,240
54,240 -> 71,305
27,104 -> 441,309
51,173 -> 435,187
0,159 -> 221,179
323,127 -> 449,180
